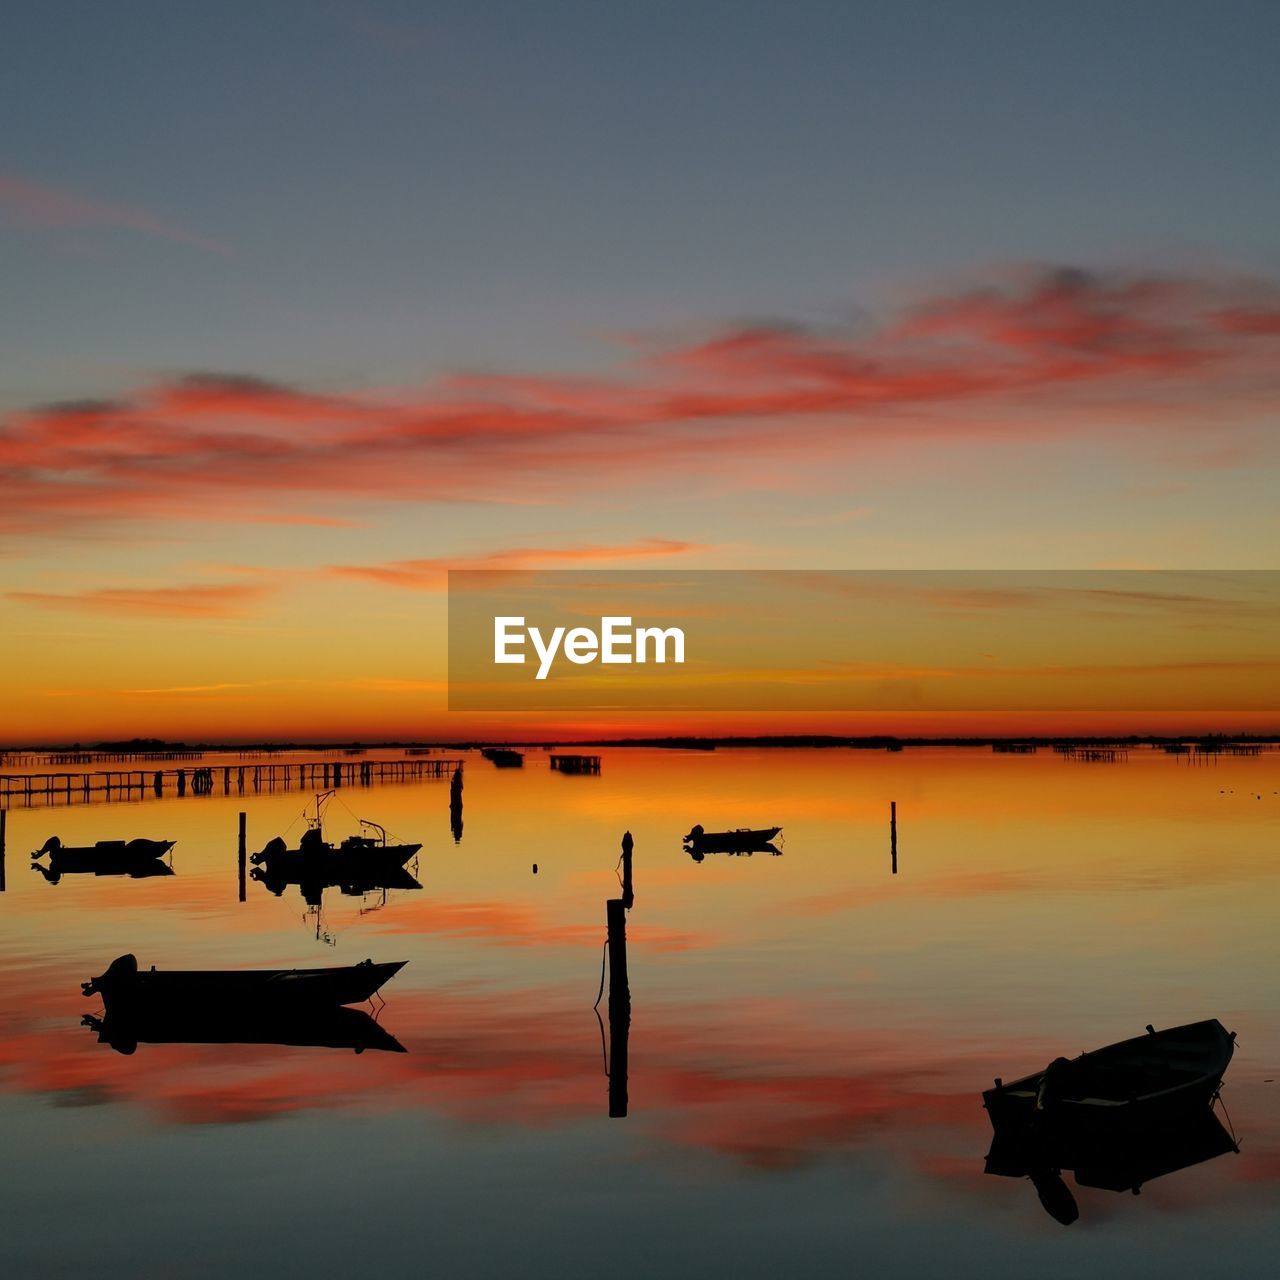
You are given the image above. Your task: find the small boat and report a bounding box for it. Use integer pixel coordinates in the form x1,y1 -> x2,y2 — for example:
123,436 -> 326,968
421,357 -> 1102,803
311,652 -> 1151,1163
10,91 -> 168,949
32,835 -> 173,861
250,791 -> 421,874
683,824 -> 782,854
82,953 -> 407,1013
481,747 -> 524,767
984,1020 -> 1235,1133
83,1004 -> 406,1056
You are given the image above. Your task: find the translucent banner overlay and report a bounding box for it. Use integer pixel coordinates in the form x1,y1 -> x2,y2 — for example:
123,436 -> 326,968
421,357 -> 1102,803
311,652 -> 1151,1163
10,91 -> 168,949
447,570 -> 1280,719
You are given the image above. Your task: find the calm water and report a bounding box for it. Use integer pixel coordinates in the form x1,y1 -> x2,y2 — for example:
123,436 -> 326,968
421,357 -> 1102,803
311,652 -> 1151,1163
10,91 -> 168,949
1,747 -> 1276,1278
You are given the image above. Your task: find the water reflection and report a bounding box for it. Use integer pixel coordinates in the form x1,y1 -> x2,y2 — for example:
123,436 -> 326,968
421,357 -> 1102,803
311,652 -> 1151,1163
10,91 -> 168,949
0,747 -> 1276,1276
985,1104 -> 1240,1224
83,1003 -> 406,1056
34,855 -> 175,884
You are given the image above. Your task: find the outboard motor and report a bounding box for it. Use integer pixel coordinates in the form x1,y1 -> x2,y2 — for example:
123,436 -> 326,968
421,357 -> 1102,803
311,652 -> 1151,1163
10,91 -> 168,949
82,953 -> 138,998
1030,1168 -> 1079,1226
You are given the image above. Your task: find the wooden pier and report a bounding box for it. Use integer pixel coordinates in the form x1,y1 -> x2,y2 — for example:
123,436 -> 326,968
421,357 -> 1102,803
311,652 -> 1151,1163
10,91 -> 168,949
1061,745 -> 1129,763
993,743 -> 1037,754
550,754 -> 601,775
0,756 -> 464,809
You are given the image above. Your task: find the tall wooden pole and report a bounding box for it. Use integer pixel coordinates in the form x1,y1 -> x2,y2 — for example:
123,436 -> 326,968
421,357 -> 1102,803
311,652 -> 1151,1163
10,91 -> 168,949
237,811 -> 247,903
606,897 -> 630,1118
890,800 -> 898,875
607,829 -> 634,1118
0,808 -> 7,893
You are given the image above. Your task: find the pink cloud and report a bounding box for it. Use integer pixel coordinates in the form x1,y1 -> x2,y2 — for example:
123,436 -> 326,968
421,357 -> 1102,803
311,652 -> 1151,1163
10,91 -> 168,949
0,172 -> 232,255
2,265 -> 1278,537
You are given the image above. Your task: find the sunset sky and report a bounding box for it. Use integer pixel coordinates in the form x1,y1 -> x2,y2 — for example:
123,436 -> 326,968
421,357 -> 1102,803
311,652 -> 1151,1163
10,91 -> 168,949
2,2 -> 1279,740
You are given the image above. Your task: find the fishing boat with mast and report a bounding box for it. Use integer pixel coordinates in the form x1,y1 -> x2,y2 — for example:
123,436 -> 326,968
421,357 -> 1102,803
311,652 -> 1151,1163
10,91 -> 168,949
249,790 -> 421,877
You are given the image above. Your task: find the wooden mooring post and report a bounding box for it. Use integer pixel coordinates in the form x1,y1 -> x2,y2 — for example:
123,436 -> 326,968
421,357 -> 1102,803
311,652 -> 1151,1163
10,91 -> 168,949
606,831 -> 633,1118
890,800 -> 897,875
450,766 -> 463,844
1,808 -> 6,893
238,811 -> 247,903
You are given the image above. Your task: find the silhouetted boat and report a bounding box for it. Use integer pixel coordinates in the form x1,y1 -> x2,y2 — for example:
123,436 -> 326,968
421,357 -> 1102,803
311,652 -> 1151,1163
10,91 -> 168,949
82,953 -> 407,1013
984,1020 -> 1235,1133
683,824 -> 782,854
250,791 -> 421,875
83,1003 -> 406,1056
481,747 -> 524,767
32,835 -> 173,861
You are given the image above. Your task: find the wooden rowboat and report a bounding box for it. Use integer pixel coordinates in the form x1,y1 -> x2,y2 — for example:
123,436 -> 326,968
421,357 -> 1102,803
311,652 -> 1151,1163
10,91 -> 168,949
984,1019 -> 1235,1132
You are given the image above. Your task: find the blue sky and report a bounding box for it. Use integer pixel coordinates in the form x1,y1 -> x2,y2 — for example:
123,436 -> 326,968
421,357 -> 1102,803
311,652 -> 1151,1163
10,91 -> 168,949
4,1 -> 1278,407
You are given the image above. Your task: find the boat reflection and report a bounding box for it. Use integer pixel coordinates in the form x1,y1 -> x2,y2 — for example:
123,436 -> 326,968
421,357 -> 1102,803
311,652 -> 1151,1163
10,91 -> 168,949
684,841 -> 780,863
251,861 -> 422,944
82,1003 -> 406,1056
985,1102 -> 1239,1224
250,862 -> 422,907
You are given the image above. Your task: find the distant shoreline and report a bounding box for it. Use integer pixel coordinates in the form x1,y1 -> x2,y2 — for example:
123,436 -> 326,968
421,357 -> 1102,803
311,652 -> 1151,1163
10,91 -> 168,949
4,733 -> 1278,753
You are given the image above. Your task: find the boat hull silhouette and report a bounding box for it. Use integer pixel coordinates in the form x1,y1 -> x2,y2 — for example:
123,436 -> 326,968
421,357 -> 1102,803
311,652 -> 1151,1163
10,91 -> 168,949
83,1004 -> 406,1056
984,1020 -> 1235,1133
250,839 -> 420,877
82,953 -> 407,1014
683,825 -> 781,854
33,836 -> 173,861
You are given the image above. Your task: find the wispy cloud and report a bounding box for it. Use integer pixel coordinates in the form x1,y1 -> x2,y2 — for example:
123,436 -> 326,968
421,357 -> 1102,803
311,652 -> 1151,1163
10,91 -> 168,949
2,265 -> 1277,538
7,583 -> 268,618
0,172 -> 232,255
327,537 -> 709,590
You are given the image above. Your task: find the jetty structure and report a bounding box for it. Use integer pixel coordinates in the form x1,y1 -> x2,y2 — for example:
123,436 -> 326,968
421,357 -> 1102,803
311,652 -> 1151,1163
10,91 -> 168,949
549,754 -> 601,775
1,756 -> 463,809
